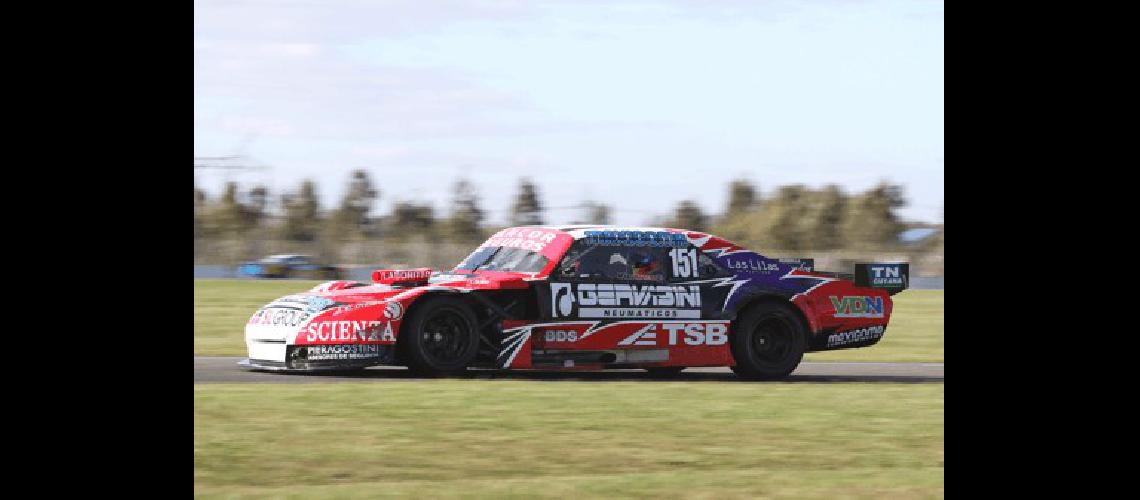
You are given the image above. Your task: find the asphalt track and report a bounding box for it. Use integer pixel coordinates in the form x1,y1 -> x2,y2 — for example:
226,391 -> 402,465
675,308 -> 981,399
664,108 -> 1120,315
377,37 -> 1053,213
195,356 -> 944,384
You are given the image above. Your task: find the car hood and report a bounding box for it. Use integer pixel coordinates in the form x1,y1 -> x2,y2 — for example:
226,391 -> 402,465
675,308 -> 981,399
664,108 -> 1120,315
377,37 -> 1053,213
318,270 -> 537,301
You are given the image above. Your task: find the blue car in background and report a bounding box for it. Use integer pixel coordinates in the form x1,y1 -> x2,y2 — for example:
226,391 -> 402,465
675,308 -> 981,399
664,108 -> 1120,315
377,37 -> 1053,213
237,254 -> 344,280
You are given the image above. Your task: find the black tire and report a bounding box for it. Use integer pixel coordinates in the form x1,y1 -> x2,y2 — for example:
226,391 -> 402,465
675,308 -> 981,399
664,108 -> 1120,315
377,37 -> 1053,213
729,302 -> 807,380
399,297 -> 479,377
644,367 -> 685,377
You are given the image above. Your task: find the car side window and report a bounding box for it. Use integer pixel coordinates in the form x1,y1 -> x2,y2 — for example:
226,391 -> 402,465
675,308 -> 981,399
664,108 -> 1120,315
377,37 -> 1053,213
555,244 -> 588,279
556,243 -> 667,283
622,247 -> 668,282
697,250 -> 734,278
667,246 -> 733,281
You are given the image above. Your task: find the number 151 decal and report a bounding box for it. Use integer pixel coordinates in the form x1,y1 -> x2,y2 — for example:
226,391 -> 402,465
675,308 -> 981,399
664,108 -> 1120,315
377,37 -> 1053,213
670,248 -> 699,278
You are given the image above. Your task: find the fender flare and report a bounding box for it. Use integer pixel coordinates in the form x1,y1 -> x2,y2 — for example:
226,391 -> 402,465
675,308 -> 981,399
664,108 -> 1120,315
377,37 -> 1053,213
731,293 -> 818,335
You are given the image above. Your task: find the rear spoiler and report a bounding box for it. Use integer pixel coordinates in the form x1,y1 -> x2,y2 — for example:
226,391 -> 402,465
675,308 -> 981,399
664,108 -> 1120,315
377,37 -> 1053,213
777,258 -> 814,272
854,263 -> 909,295
784,258 -> 855,281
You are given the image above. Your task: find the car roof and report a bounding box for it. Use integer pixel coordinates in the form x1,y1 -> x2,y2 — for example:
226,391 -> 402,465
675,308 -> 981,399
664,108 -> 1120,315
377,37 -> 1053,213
512,225 -> 690,239
502,225 -> 748,255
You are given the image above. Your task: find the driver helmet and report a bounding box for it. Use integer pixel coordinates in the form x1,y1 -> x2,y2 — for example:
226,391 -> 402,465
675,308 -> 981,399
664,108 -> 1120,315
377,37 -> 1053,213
632,253 -> 658,275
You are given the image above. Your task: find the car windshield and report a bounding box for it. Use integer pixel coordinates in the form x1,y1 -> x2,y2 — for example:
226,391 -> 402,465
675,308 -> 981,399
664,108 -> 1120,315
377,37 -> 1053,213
455,246 -> 549,273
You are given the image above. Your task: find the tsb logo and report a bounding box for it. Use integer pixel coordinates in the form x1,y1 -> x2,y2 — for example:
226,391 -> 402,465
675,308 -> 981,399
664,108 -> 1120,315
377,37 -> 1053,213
618,323 -> 729,346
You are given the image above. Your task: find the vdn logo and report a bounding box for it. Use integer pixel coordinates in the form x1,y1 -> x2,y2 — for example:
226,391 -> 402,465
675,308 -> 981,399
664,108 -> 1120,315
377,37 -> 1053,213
829,296 -> 885,318
551,283 -> 575,317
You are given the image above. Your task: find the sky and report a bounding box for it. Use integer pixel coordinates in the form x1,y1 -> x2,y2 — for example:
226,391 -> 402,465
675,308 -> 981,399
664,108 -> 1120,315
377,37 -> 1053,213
194,0 -> 944,226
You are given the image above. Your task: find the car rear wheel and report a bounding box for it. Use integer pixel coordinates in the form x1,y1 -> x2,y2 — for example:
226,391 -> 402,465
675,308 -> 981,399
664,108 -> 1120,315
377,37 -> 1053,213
729,302 -> 807,380
400,297 -> 479,377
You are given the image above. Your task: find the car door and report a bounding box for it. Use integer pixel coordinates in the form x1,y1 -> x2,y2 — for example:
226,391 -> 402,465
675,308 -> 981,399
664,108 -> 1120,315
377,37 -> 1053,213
541,241 -> 698,321
532,239 -> 735,366
665,244 -> 736,320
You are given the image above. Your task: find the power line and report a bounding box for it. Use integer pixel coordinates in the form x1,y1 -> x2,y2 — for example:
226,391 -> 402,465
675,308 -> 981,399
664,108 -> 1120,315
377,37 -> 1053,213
194,155 -> 273,187
193,155 -> 271,170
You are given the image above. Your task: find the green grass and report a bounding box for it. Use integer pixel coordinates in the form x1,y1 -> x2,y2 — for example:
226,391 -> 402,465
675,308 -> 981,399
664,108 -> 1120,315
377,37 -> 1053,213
195,382 -> 943,498
194,279 -> 943,362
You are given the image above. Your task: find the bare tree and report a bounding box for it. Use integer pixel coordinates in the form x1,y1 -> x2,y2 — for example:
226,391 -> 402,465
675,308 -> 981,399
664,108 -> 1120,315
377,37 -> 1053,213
667,200 -> 708,231
509,178 -> 544,226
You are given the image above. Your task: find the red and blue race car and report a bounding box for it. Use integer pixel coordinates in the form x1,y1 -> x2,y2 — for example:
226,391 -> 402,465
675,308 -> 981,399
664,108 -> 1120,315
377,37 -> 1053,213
242,226 -> 908,379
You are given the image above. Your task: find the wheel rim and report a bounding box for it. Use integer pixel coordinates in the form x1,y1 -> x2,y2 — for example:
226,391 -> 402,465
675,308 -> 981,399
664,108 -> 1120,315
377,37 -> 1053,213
751,316 -> 795,364
420,308 -> 472,365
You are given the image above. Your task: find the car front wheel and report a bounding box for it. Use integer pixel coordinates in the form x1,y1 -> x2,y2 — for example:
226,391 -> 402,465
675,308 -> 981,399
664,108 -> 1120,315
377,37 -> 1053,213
400,297 -> 479,377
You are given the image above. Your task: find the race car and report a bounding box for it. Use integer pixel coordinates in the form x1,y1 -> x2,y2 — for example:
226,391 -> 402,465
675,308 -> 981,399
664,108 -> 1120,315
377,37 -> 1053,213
237,254 -> 344,280
241,226 -> 908,379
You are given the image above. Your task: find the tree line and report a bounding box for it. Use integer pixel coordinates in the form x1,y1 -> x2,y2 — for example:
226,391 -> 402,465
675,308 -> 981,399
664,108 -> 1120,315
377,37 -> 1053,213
195,170 -> 916,252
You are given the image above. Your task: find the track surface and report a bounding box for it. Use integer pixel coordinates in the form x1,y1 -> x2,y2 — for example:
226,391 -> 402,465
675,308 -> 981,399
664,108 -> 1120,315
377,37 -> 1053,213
195,356 -> 943,383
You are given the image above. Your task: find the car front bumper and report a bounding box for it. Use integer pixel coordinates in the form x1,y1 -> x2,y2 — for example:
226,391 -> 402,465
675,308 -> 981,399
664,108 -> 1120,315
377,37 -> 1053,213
240,344 -> 396,371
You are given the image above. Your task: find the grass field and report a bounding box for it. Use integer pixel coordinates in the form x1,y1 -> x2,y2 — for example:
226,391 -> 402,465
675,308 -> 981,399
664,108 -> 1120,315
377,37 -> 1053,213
195,382 -> 943,498
194,279 -> 943,362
